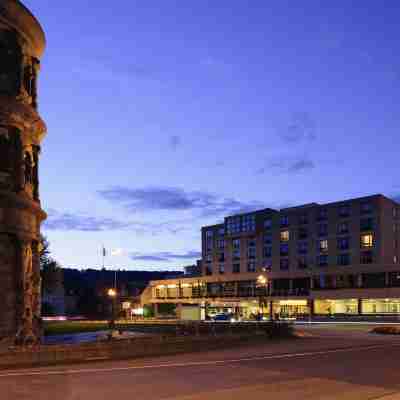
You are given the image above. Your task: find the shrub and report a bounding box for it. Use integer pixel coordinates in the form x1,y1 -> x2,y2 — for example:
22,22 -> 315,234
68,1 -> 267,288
371,326 -> 400,335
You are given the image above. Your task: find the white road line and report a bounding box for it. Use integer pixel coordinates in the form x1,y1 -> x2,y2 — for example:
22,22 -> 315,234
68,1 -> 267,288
0,343 -> 399,379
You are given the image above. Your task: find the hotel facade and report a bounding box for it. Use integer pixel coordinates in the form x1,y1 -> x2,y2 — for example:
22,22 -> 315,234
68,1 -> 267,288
141,194 -> 400,320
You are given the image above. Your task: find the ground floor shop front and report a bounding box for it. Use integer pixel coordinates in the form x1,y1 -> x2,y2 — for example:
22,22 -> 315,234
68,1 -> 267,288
152,298 -> 400,321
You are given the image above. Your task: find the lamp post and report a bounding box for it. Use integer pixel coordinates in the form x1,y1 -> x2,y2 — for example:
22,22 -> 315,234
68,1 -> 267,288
107,288 -> 117,330
256,273 -> 268,321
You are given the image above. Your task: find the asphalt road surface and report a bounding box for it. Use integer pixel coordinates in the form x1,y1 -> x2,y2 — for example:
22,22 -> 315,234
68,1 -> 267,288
2,324 -> 400,400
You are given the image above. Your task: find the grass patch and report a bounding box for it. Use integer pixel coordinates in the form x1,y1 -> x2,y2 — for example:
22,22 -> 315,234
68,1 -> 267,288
44,321 -> 110,336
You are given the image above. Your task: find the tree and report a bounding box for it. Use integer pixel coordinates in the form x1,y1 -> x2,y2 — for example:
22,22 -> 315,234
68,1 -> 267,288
39,235 -> 63,295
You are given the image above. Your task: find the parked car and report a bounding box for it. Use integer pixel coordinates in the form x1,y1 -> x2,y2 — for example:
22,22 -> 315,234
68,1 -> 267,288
212,313 -> 233,322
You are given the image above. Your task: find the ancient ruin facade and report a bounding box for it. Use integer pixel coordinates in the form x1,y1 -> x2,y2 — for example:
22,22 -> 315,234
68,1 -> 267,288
0,1 -> 47,345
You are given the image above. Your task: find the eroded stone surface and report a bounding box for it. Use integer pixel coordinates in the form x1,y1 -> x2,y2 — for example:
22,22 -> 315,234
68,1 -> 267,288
0,1 -> 46,346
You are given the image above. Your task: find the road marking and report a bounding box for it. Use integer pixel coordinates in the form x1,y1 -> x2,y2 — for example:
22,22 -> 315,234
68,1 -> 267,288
0,343 -> 399,379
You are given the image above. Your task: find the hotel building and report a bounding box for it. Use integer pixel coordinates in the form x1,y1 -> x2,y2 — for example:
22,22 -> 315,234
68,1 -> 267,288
141,194 -> 400,320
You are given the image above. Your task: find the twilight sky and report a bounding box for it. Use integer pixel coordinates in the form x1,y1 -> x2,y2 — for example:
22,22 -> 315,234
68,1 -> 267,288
23,0 -> 400,270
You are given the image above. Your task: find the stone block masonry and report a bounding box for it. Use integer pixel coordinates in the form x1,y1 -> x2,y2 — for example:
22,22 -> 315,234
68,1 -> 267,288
0,1 -> 47,345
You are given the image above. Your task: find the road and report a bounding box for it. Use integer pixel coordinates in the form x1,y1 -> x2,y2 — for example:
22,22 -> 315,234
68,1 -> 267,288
2,324 -> 400,400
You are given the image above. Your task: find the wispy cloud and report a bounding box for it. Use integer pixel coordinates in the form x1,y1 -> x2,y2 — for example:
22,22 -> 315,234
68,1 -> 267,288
279,112 -> 316,144
130,250 -> 201,263
258,157 -> 315,175
44,210 -> 132,232
44,209 -> 187,235
98,186 -> 266,218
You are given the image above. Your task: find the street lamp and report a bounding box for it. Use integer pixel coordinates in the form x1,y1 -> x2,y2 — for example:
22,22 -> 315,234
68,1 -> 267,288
256,273 -> 268,321
107,288 -> 117,330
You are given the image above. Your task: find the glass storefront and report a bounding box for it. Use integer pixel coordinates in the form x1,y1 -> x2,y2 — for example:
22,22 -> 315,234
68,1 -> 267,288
362,299 -> 400,314
314,299 -> 358,315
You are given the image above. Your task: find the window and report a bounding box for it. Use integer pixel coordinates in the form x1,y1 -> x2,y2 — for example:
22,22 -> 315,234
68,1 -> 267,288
242,214 -> 256,232
393,208 -> 398,218
232,238 -> 240,259
232,263 -> 240,273
226,217 -> 241,235
264,219 -> 272,229
219,264 -> 225,274
318,239 -> 328,253
280,230 -> 289,242
298,256 -> 308,269
247,247 -> 256,259
205,254 -> 212,262
217,239 -> 225,249
360,201 -> 373,214
317,254 -> 328,267
263,233 -> 272,245
337,237 -> 350,250
298,241 -> 308,255
337,222 -> 349,234
360,218 -> 374,231
360,251 -> 373,264
280,258 -> 289,270
394,256 -> 398,264
317,208 -> 328,221
247,238 -> 256,259
298,227 -> 308,240
338,204 -> 350,218
360,233 -> 373,248
280,243 -> 289,256
247,261 -> 256,272
218,227 -> 225,236
263,246 -> 272,257
205,266 -> 212,276
280,215 -> 289,227
338,253 -> 350,266
318,223 -> 328,237
263,259 -> 272,271
299,214 -> 308,225
206,230 -> 213,238
218,253 -> 225,262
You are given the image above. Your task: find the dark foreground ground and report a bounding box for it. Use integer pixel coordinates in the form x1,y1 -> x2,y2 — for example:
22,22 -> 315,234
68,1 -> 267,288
3,324 -> 400,400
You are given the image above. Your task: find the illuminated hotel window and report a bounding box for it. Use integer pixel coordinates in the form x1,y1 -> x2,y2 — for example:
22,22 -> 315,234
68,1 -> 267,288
280,230 -> 289,242
318,239 -> 328,252
360,233 -> 373,248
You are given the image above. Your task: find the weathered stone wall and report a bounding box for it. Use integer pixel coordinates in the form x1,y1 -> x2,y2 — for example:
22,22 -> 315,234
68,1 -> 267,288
0,1 -> 46,345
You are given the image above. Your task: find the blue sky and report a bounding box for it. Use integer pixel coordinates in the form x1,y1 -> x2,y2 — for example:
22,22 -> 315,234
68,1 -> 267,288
23,1 -> 400,270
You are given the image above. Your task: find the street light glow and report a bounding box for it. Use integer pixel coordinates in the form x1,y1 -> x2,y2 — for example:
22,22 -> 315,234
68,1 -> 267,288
107,288 -> 117,298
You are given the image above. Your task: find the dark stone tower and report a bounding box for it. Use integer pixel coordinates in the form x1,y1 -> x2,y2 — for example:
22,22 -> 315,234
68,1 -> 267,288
0,1 -> 47,345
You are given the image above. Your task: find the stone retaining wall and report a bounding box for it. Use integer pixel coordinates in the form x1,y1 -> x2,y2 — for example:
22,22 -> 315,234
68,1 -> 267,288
0,334 -> 270,370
